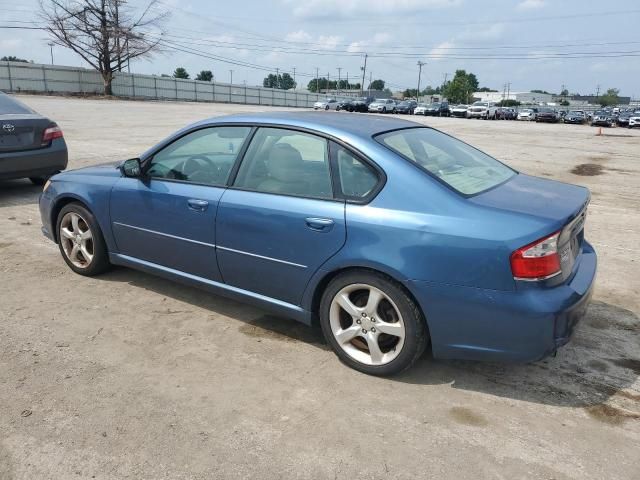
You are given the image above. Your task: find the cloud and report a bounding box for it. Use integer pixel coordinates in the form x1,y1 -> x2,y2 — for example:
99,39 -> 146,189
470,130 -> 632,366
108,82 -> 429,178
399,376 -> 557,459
285,0 -> 461,19
429,41 -> 455,61
285,30 -> 312,43
458,23 -> 506,41
346,32 -> 392,53
517,0 -> 545,9
317,35 -> 342,50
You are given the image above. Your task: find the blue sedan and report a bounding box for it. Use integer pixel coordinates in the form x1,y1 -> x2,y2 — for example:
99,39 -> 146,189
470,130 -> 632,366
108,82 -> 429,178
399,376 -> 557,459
39,112 -> 596,375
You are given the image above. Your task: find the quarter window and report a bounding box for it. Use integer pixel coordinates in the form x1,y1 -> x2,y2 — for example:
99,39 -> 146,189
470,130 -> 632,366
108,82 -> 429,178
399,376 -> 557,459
234,128 -> 333,199
334,146 -> 378,199
146,126 -> 251,186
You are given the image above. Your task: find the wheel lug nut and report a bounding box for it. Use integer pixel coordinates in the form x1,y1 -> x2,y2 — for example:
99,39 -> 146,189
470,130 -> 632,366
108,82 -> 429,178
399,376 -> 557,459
371,327 -> 376,332
362,329 -> 367,334
356,319 -> 361,324
371,318 -> 376,322
361,312 -> 366,317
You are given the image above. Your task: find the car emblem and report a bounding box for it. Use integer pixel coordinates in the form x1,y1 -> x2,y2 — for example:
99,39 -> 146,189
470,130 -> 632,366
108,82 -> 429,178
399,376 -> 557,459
2,123 -> 15,133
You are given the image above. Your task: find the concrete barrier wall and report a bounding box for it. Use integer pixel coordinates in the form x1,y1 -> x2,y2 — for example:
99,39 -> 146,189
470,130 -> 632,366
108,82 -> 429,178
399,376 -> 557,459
0,61 -> 356,108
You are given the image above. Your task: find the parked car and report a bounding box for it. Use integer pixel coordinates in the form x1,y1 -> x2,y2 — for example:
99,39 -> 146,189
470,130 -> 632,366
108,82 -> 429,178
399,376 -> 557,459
628,112 -> 640,128
590,110 -> 615,127
0,91 -> 68,184
450,104 -> 469,118
413,103 -> 429,116
535,107 -> 559,123
467,101 -> 498,120
395,100 -> 417,114
348,97 -> 375,113
517,109 -> 536,121
424,102 -> 450,117
563,111 -> 586,125
615,111 -> 632,127
368,99 -> 397,113
39,112 -> 596,376
504,108 -> 518,120
313,98 -> 339,110
335,100 -> 352,111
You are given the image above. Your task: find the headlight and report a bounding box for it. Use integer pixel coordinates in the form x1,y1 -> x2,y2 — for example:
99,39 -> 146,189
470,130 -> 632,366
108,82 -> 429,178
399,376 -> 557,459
43,180 -> 51,192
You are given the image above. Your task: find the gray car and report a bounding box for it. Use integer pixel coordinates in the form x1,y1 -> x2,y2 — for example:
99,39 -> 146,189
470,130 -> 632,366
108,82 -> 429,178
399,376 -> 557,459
0,92 -> 68,184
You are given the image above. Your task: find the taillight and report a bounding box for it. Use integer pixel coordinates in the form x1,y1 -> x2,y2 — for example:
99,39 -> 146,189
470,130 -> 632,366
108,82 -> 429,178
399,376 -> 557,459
42,125 -> 63,144
510,231 -> 562,280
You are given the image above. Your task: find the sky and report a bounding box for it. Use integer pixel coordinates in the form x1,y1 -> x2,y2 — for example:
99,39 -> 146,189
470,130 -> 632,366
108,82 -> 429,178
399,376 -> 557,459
1,0 -> 639,97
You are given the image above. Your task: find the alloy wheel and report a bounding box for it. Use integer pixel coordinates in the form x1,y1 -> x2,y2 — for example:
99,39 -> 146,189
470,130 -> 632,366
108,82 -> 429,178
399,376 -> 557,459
59,212 -> 94,269
329,284 -> 406,366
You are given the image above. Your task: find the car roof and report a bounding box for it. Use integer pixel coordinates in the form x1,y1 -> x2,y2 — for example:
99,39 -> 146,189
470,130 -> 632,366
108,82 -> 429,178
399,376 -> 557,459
194,111 -> 419,139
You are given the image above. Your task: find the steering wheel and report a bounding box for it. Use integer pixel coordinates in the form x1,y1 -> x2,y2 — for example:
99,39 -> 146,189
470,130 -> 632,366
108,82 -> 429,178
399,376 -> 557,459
181,155 -> 216,176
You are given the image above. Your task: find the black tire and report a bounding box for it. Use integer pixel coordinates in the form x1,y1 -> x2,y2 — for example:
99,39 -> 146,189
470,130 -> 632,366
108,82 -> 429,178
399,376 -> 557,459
319,270 -> 428,376
325,105 -> 329,111
29,171 -> 59,185
56,202 -> 110,276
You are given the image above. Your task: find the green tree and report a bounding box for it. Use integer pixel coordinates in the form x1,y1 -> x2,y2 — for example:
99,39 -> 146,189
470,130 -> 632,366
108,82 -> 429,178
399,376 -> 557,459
368,79 -> 385,90
559,99 -> 570,106
530,89 -> 550,94
173,67 -> 189,79
1,55 -> 30,62
497,99 -> 521,107
195,70 -> 213,81
598,88 -> 620,107
477,87 -> 496,92
442,70 -> 480,103
264,73 -> 296,89
560,88 -> 569,96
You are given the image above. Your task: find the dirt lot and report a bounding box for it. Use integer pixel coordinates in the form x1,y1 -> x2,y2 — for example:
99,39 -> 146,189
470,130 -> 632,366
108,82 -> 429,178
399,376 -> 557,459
1,96 -> 639,480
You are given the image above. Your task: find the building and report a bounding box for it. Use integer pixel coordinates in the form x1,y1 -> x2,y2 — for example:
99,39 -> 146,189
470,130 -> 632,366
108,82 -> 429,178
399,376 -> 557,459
473,91 -> 553,105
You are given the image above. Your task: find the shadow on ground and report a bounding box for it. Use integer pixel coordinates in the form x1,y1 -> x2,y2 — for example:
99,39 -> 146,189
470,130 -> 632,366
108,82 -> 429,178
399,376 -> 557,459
0,179 -> 42,207
100,267 -> 639,413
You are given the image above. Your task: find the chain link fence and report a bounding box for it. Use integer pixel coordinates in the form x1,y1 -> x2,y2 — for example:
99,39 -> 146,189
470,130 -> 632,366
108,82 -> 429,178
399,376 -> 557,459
0,61 -> 354,108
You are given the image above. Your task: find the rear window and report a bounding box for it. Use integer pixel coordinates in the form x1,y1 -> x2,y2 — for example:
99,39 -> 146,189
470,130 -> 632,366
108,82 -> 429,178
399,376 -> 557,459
376,128 -> 516,196
0,93 -> 34,114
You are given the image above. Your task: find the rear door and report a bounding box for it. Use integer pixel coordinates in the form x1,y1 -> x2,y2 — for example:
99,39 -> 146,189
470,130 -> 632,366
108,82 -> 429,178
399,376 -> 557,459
109,125 -> 252,281
216,127 -> 346,305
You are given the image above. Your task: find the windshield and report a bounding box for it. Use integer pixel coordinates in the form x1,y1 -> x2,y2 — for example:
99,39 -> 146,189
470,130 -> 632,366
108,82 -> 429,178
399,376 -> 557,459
376,128 -> 516,196
538,108 -> 553,113
430,103 -> 441,107
569,111 -> 583,115
521,109 -> 532,113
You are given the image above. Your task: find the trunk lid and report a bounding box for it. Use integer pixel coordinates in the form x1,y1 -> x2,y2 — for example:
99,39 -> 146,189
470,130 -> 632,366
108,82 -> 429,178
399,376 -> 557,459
0,114 -> 51,153
470,173 -> 590,281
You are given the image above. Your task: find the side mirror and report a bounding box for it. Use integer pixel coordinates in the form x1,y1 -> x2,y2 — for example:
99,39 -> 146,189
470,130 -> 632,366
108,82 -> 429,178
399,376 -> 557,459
121,158 -> 141,177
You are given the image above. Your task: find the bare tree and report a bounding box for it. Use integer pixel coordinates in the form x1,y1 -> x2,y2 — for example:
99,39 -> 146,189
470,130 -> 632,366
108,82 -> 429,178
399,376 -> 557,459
40,0 -> 168,95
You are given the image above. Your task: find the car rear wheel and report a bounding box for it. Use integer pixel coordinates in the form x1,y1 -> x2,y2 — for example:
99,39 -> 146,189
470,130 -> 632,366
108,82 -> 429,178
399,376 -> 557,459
320,271 -> 428,376
56,203 -> 110,276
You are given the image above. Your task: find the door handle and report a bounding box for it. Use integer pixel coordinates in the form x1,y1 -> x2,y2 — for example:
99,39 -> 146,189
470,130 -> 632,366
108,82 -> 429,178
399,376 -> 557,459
305,217 -> 334,232
187,199 -> 209,212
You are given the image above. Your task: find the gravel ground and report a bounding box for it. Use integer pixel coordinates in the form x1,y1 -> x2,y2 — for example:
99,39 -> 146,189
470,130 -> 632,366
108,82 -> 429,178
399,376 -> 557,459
1,96 -> 639,480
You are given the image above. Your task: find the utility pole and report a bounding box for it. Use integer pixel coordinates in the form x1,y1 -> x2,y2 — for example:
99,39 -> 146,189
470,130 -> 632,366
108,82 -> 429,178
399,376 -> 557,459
275,67 -> 279,89
229,69 -> 233,85
315,67 -> 319,94
442,72 -> 448,94
416,61 -> 425,102
361,53 -> 368,96
337,67 -> 342,95
596,84 -> 601,99
346,71 -> 349,91
48,42 -> 54,65
292,67 -> 296,86
368,72 -> 372,97
506,82 -> 511,103
327,72 -> 330,95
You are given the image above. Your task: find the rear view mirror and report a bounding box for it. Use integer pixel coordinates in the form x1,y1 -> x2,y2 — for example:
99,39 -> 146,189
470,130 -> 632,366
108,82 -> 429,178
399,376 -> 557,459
121,158 -> 141,177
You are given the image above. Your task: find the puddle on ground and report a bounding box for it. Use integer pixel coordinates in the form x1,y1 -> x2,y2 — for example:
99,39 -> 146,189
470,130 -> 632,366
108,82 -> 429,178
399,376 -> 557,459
239,315 -> 328,349
449,407 -> 488,427
571,163 -> 604,176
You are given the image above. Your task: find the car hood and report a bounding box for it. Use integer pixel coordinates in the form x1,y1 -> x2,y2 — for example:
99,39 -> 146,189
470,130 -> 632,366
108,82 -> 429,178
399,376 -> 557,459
57,161 -> 121,178
469,173 -> 589,228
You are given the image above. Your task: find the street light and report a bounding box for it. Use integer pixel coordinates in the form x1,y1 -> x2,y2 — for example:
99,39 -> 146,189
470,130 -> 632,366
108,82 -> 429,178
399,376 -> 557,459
47,42 -> 55,65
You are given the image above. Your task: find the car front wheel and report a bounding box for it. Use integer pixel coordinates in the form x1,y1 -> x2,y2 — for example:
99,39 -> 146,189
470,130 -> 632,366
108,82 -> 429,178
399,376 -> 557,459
320,271 -> 428,376
56,203 -> 110,276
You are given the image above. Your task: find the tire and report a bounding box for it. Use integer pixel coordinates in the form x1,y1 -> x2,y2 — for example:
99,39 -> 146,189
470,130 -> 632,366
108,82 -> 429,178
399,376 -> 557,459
56,202 -> 110,276
382,107 -> 387,113
325,105 -> 329,111
319,270 -> 428,376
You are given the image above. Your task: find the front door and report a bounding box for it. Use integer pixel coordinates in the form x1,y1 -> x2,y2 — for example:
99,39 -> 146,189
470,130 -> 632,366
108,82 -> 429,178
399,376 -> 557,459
216,127 -> 346,305
109,125 -> 252,281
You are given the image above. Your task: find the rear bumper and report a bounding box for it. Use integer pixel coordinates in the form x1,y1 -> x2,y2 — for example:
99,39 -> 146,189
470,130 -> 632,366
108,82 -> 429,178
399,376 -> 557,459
0,138 -> 67,180
407,241 -> 597,363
